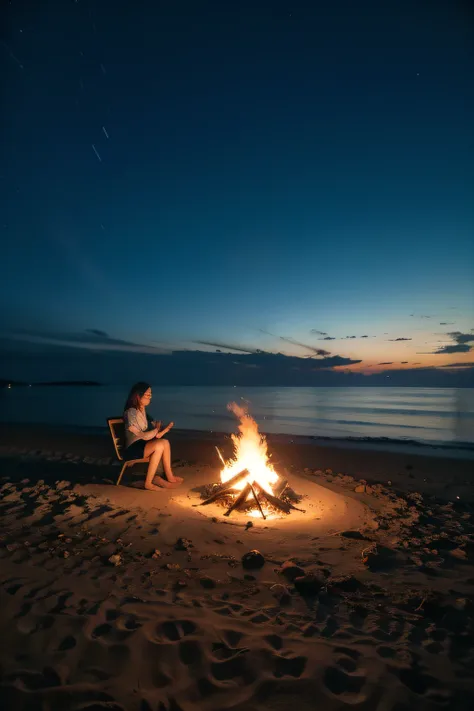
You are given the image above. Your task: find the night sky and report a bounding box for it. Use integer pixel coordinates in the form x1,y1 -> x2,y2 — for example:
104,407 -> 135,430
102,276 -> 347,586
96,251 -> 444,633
1,0 -> 473,385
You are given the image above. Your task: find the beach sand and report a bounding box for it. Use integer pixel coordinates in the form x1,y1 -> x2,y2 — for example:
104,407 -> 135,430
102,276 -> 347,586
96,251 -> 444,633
0,426 -> 473,710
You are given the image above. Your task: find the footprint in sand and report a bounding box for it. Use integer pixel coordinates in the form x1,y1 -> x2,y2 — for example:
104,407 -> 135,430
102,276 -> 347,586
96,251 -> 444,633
264,634 -> 283,650
160,619 -> 197,641
273,654 -> 307,678
324,664 -> 367,698
221,628 -> 244,647
335,655 -> 358,672
211,653 -> 255,684
398,667 -> 442,696
57,634 -> 77,651
179,638 -> 202,665
90,622 -> 134,644
6,582 -> 24,595
90,621 -> 133,644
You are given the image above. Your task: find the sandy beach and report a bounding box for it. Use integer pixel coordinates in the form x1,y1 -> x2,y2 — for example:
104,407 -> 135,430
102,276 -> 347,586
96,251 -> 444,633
0,426 -> 473,710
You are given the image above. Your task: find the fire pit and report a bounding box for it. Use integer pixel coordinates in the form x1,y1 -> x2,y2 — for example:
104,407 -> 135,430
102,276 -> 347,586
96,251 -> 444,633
200,403 -> 304,519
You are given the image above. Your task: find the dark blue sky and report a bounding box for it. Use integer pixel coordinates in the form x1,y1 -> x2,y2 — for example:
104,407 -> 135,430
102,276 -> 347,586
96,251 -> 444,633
1,0 -> 473,384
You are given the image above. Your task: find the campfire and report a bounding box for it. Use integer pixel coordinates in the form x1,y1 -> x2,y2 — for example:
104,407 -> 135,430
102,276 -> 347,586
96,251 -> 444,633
200,403 -> 304,519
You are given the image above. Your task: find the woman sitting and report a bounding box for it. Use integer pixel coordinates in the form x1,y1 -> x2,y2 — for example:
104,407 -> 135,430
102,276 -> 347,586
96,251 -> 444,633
123,382 -> 183,491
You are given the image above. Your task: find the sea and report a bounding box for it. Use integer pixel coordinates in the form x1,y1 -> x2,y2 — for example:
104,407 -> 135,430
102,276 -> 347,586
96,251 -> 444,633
1,386 -> 473,451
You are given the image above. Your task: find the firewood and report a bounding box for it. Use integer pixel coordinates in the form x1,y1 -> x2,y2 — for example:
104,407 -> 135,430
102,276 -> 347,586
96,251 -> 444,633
249,483 -> 266,519
258,487 -> 292,514
273,478 -> 289,499
224,483 -> 252,517
200,468 -> 249,505
251,483 -> 291,514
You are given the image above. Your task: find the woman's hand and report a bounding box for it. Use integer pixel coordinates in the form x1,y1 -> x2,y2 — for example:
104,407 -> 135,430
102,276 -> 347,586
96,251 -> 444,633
156,422 -> 174,438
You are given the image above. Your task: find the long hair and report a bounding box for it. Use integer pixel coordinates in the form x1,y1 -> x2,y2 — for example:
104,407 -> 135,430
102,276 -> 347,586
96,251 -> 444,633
124,382 -> 151,412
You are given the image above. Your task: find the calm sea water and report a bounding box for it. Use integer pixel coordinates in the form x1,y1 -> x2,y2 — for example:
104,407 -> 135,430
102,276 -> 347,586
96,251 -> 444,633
1,386 -> 473,449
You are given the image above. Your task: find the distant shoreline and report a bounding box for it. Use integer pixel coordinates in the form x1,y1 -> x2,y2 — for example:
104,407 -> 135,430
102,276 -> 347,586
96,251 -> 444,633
2,381 -> 474,389
1,380 -> 102,388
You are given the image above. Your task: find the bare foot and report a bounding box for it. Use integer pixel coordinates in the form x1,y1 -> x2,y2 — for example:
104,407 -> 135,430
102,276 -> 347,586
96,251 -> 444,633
166,475 -> 183,484
144,483 -> 162,491
155,478 -> 181,489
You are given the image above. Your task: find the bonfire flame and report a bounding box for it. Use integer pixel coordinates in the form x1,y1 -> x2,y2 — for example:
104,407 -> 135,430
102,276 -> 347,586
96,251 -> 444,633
220,402 -> 279,494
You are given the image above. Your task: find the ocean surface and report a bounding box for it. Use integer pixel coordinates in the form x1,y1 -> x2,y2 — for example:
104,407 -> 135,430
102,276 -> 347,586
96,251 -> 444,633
1,386 -> 474,450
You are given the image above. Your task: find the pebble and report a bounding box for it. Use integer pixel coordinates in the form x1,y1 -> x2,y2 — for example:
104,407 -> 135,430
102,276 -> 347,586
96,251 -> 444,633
241,550 -> 265,570
175,537 -> 193,551
165,563 -> 180,570
108,554 -> 122,566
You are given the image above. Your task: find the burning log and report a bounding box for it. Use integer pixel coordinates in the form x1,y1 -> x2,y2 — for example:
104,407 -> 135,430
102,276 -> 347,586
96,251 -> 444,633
273,478 -> 289,499
200,469 -> 249,506
253,483 -> 292,514
224,483 -> 252,517
249,483 -> 266,520
215,446 -> 226,466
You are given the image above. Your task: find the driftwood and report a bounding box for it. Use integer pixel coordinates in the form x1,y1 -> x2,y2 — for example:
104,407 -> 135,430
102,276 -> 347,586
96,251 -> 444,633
200,468 -> 249,506
224,483 -> 252,517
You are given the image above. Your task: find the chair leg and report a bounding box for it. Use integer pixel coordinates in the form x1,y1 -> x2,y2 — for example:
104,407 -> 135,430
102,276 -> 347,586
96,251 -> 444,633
116,462 -> 128,486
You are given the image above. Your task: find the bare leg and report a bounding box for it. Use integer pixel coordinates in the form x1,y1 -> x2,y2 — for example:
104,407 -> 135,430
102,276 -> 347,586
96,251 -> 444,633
160,439 -> 183,483
143,440 -> 182,490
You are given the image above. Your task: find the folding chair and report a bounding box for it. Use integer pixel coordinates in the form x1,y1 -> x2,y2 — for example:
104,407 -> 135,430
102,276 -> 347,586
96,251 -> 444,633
107,417 -> 148,486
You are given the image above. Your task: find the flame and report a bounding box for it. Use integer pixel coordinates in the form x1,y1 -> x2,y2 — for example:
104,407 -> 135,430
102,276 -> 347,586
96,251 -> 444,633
220,402 -> 279,494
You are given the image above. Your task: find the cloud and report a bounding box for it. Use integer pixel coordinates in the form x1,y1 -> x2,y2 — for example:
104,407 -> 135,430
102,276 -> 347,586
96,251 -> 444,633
194,340 -> 255,353
310,330 -> 328,336
440,361 -> 474,368
439,322 -> 455,325
432,331 -> 474,355
345,335 -> 357,339
378,362 -> 393,365
259,330 -> 332,357
322,336 -> 336,340
1,327 -> 167,354
388,337 -> 412,341
86,329 -> 109,338
3,344 -> 473,387
434,344 -> 471,354
448,331 -> 474,345
400,361 -> 408,364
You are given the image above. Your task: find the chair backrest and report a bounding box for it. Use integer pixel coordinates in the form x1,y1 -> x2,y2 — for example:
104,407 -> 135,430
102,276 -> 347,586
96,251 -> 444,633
107,417 -> 126,461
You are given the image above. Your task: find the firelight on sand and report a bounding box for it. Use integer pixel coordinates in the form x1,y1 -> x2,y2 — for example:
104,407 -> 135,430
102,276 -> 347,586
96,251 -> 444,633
219,402 -> 279,494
